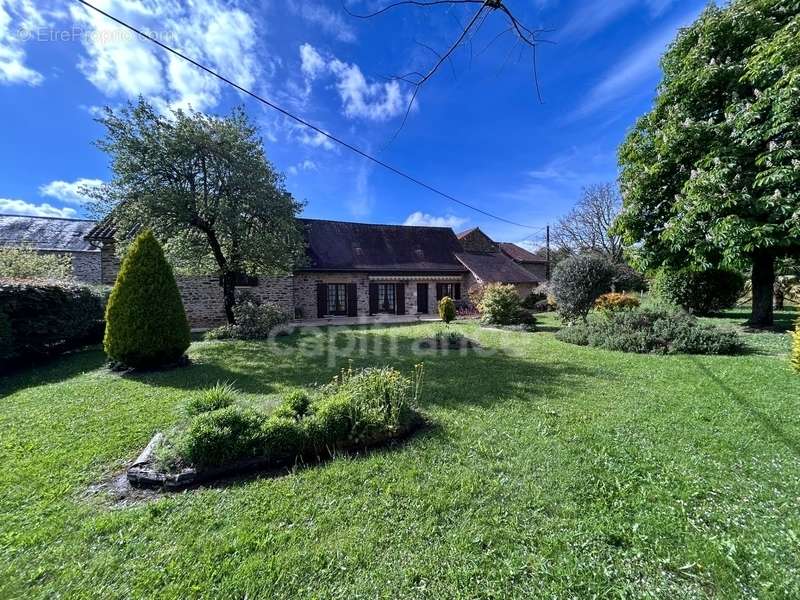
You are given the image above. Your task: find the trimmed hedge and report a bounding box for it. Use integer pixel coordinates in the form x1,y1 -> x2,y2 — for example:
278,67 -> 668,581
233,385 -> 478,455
555,306 -> 742,355
170,365 -> 425,470
438,296 -> 456,324
651,267 -> 745,316
0,279 -> 106,366
104,230 -> 191,369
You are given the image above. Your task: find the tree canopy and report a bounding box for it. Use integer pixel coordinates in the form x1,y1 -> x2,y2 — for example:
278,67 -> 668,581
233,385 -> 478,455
615,0 -> 800,326
552,183 -> 623,262
93,99 -> 305,323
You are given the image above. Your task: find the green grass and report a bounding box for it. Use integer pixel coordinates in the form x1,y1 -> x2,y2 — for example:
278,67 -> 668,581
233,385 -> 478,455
1,313 -> 799,598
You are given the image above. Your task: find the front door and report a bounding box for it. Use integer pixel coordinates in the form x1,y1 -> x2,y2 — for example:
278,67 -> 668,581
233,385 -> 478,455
417,283 -> 429,314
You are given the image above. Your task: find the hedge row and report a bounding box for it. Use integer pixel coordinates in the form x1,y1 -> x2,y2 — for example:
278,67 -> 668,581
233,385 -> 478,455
0,279 -> 107,366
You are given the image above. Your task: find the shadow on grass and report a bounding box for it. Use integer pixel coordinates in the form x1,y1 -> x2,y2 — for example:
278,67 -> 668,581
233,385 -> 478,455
720,308 -> 797,333
0,346 -> 107,397
129,326 -> 597,412
689,357 -> 800,458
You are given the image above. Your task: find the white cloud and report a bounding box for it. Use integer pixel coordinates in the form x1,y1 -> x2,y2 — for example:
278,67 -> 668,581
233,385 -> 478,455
300,42 -> 326,79
69,0 -> 261,111
403,212 -> 467,229
39,178 -> 103,205
347,164 -> 373,217
0,0 -> 46,85
294,125 -> 335,150
287,159 -> 317,176
288,1 -> 356,43
0,198 -> 77,218
298,43 -> 412,121
570,6 -> 703,119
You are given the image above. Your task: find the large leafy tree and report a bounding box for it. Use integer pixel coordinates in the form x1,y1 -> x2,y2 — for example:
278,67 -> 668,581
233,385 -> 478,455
93,99 -> 305,323
552,183 -> 624,262
615,0 -> 800,327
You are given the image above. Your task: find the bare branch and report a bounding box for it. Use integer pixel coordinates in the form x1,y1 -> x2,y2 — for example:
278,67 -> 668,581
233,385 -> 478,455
342,0 -> 483,19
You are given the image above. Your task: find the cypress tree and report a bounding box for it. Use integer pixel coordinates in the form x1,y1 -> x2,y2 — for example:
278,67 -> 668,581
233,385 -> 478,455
792,319 -> 800,374
104,230 -> 191,369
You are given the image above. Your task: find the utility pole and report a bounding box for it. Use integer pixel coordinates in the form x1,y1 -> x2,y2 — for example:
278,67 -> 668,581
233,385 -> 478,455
545,224 -> 551,281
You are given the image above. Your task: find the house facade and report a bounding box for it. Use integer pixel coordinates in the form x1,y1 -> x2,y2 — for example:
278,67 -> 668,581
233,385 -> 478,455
1,215 -> 548,328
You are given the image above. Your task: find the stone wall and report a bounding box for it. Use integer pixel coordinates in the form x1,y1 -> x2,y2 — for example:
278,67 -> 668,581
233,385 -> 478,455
458,228 -> 498,253
71,252 -> 102,284
293,272 -> 370,319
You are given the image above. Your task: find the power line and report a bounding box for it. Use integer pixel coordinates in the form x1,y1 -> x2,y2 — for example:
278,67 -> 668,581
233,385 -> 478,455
75,0 -> 542,231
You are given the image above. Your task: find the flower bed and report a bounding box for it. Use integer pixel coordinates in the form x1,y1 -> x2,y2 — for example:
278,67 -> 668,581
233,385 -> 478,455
128,365 -> 426,489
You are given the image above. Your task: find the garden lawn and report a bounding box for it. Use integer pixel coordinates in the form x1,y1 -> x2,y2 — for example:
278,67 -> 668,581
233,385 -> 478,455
1,315 -> 799,598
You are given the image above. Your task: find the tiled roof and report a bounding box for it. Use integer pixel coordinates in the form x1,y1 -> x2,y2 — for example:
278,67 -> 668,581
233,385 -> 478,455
299,218 -> 467,272
0,214 -> 98,252
455,251 -> 539,284
499,242 -> 548,263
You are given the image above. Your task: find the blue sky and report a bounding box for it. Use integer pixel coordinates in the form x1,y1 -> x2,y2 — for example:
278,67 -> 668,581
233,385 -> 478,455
0,0 -> 711,248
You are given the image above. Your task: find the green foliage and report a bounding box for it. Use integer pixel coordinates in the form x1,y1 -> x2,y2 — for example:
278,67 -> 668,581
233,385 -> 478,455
204,298 -> 289,340
172,365 -> 424,470
615,0 -> 800,321
438,296 -> 456,324
0,280 -> 105,366
183,381 -> 238,417
479,283 -> 523,325
556,306 -> 742,355
178,406 -> 266,468
792,318 -> 800,373
594,292 -> 640,312
93,99 -> 305,322
272,390 -> 312,421
551,254 -> 615,322
651,267 -> 745,316
103,230 -> 190,369
0,246 -> 73,280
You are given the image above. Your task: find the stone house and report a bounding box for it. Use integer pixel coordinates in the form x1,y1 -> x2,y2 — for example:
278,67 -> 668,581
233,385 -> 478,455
0,215 -> 102,282
1,215 -> 546,328
83,218 -> 548,327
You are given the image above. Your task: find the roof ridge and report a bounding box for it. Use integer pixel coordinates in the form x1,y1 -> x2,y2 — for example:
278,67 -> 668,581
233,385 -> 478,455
300,217 -> 454,230
0,213 -> 97,223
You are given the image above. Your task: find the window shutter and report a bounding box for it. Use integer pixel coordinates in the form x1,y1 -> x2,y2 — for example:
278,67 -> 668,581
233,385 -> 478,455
317,283 -> 327,318
436,283 -> 443,301
454,283 -> 461,300
396,283 -> 405,315
347,283 -> 358,317
369,283 -> 378,315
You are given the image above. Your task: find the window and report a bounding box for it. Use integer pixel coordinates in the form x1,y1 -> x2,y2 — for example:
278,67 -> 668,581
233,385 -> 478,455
437,282 -> 460,300
327,283 -> 348,315
376,283 -> 396,313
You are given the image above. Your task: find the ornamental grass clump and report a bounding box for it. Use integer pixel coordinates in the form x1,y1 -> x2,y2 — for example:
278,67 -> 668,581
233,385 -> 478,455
104,230 -> 190,369
183,381 -> 238,417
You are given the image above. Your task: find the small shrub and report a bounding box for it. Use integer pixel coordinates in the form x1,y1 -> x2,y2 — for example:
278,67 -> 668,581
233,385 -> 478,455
178,406 -> 265,468
792,318 -> 800,373
611,263 -> 648,293
0,279 -> 106,366
0,246 -> 73,280
104,230 -> 190,369
521,288 -> 547,310
551,255 -> 615,322
434,328 -> 465,346
595,292 -> 640,312
479,283 -> 521,325
438,296 -> 456,324
273,389 -> 312,421
204,299 -> 289,340
183,381 -> 238,417
555,306 -> 741,355
651,267 -> 745,315
260,417 -> 306,464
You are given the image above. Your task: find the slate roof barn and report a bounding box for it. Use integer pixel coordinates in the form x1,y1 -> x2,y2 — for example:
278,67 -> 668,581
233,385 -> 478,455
0,214 -> 98,252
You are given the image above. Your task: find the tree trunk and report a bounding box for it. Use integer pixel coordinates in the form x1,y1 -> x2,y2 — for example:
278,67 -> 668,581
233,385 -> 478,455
750,250 -> 775,328
221,270 -> 237,324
